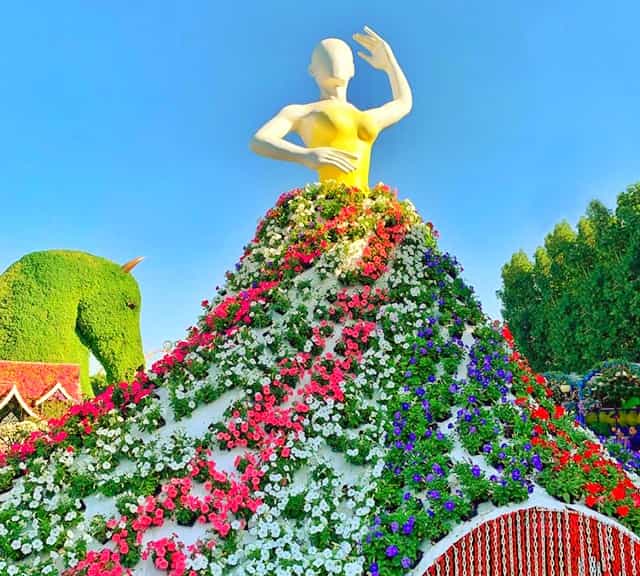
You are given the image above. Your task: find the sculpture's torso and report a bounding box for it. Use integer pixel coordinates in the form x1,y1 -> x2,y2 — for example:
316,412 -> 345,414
295,100 -> 379,190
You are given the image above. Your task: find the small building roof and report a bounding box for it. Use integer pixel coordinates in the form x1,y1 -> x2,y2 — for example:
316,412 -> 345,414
0,361 -> 81,413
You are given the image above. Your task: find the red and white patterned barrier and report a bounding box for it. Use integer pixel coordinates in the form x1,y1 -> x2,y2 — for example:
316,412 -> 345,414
422,508 -> 640,576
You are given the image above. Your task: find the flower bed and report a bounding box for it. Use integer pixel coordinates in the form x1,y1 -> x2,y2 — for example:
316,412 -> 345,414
0,181 -> 638,576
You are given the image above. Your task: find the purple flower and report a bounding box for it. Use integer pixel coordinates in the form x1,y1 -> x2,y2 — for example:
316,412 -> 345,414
401,557 -> 413,569
471,465 -> 482,478
402,518 -> 415,535
444,500 -> 456,511
427,489 -> 441,499
390,521 -> 399,533
386,545 -> 399,558
511,468 -> 522,481
370,563 -> 379,575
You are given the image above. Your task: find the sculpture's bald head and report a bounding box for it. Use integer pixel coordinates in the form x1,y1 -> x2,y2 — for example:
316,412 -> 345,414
309,38 -> 354,88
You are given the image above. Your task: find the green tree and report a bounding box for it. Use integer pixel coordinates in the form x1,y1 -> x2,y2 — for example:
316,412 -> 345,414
499,183 -> 640,372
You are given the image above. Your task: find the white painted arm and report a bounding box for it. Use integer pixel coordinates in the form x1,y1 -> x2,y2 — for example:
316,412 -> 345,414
249,105 -> 308,165
353,26 -> 413,131
249,105 -> 358,173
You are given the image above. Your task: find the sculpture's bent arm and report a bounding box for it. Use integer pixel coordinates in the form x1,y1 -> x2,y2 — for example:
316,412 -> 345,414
249,105 -> 359,173
249,105 -> 309,166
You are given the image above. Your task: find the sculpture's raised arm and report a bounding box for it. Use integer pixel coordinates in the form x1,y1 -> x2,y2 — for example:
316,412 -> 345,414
353,25 -> 413,131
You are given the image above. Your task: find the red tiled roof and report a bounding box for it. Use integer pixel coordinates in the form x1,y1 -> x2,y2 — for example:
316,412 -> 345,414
0,361 -> 81,410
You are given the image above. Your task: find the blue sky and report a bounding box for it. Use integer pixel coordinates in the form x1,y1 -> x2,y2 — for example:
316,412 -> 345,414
1,1 -> 639,365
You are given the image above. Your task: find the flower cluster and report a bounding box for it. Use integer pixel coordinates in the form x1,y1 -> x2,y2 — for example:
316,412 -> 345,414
0,181 -> 638,576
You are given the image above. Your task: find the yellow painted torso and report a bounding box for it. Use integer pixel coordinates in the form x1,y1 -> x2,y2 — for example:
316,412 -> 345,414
295,101 -> 379,190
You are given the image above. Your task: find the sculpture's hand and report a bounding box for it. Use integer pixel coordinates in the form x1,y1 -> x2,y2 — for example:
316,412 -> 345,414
353,25 -> 395,71
303,147 -> 359,173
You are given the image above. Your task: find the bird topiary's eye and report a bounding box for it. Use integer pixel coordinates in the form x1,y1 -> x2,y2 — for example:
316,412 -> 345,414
127,302 -> 137,310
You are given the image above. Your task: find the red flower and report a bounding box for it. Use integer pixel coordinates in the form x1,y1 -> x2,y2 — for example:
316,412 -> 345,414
585,495 -> 600,508
531,407 -> 550,421
616,505 -> 630,518
611,483 -> 629,501
584,482 -> 605,495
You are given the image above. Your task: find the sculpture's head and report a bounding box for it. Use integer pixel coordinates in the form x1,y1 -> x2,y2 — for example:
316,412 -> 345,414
309,38 -> 354,94
76,256 -> 145,386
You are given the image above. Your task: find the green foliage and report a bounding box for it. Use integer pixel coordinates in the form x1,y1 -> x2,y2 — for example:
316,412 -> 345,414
583,361 -> 640,408
499,183 -> 640,372
283,492 -> 306,520
0,250 -> 145,397
89,371 -> 108,395
38,398 -> 73,420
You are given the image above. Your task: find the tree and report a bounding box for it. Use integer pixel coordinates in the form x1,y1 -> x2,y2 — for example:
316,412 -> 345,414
499,183 -> 640,372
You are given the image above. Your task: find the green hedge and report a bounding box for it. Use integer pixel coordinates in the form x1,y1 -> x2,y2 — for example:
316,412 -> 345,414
0,250 -> 144,396
498,183 -> 640,373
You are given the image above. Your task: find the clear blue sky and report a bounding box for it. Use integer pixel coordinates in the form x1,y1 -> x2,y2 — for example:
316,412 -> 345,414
1,1 -> 639,363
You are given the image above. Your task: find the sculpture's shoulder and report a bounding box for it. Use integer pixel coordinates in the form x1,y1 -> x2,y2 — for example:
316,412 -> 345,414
278,103 -> 312,120
280,100 -> 359,119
